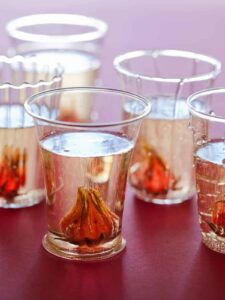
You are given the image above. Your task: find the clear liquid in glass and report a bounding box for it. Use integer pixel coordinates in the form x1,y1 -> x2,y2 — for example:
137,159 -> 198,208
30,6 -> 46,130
195,140 -> 225,254
24,49 -> 101,121
126,97 -> 195,204
40,131 -> 133,260
0,104 -> 44,208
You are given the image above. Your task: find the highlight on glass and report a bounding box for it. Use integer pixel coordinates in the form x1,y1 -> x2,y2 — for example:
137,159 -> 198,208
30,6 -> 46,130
0,55 -> 62,208
114,49 -> 221,205
188,88 -> 225,254
6,14 -> 108,122
24,87 -> 151,261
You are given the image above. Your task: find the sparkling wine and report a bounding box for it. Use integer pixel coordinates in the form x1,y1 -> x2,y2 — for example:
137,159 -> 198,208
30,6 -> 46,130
195,140 -> 225,253
24,49 -> 101,121
0,104 -> 43,207
40,131 -> 133,251
126,97 -> 195,203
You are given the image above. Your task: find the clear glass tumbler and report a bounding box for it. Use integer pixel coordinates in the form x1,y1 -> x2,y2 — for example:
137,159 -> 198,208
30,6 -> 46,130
188,88 -> 225,254
6,14 -> 108,122
24,87 -> 150,261
114,49 -> 221,204
0,55 -> 62,208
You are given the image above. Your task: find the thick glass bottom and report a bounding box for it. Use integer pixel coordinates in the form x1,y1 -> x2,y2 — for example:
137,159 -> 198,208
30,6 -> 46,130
42,232 -> 126,261
0,189 -> 45,208
133,187 -> 195,205
202,232 -> 225,254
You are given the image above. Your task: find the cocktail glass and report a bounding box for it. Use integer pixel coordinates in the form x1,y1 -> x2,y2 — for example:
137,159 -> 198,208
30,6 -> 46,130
0,55 -> 62,208
188,88 -> 225,254
114,49 -> 221,204
6,14 -> 108,121
24,87 -> 150,261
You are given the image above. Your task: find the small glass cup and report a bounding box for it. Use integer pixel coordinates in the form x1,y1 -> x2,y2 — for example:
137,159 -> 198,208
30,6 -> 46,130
24,87 -> 150,261
114,49 -> 221,204
0,55 -> 62,208
188,88 -> 225,254
6,14 -> 108,122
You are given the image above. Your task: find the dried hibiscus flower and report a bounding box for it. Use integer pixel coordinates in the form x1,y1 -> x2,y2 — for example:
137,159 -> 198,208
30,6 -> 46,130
207,201 -> 225,237
60,187 -> 120,245
130,142 -> 179,195
58,111 -> 78,122
0,146 -> 27,198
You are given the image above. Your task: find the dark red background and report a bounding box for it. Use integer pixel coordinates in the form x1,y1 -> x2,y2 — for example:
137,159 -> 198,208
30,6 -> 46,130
1,1 -> 225,299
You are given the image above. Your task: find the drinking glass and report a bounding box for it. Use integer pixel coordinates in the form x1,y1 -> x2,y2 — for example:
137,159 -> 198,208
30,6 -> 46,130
188,88 -> 225,254
24,87 -> 150,261
0,55 -> 62,208
6,14 -> 108,121
114,49 -> 221,204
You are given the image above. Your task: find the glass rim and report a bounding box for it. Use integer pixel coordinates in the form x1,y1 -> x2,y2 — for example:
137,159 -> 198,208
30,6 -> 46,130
6,14 -> 108,43
114,49 -> 222,83
0,55 -> 63,89
187,87 -> 225,123
24,87 -> 151,128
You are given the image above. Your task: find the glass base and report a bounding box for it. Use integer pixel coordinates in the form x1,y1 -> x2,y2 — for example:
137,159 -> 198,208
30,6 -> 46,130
133,187 -> 195,205
42,232 -> 126,261
202,232 -> 225,254
0,189 -> 45,208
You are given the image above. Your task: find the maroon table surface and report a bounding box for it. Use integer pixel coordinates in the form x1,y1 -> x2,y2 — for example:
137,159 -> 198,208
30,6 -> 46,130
1,192 -> 225,300
1,1 -> 225,299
